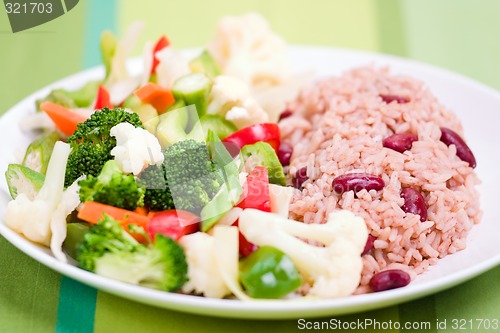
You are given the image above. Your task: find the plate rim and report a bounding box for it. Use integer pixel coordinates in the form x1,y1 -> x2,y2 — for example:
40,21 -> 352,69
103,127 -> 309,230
1,45 -> 499,319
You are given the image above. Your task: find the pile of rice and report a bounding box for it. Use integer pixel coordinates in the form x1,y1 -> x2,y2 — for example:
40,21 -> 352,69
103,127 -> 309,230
280,66 -> 481,293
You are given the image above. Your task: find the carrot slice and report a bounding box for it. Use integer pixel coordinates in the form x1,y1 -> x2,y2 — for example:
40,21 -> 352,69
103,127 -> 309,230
78,202 -> 150,242
134,83 -> 175,113
40,101 -> 87,136
78,201 -> 150,226
133,206 -> 149,216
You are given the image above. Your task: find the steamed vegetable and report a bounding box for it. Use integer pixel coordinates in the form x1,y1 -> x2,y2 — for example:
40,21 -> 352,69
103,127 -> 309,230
198,114 -> 237,140
5,142 -> 80,248
189,50 -> 221,79
40,101 -> 88,136
146,210 -> 199,241
22,131 -> 59,175
139,139 -> 221,214
64,107 -> 143,186
200,131 -> 242,231
222,123 -> 280,152
241,141 -> 286,186
239,246 -> 301,298
179,231 -> 231,298
94,85 -> 113,109
151,35 -> 170,74
63,222 -> 90,259
234,166 -> 270,256
208,13 -> 290,87
206,75 -> 268,129
5,164 -> 45,200
77,201 -> 150,234
77,215 -> 188,292
239,209 -> 368,299
109,122 -> 164,175
154,106 -> 235,147
172,73 -> 212,118
36,80 -> 100,110
100,31 -> 118,79
78,160 -> 145,210
134,83 -> 175,113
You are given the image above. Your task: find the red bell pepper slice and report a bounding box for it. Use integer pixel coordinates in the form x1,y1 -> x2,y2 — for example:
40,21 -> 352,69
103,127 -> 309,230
222,123 -> 280,153
232,220 -> 259,257
146,210 -> 200,241
237,166 -> 271,212
94,85 -> 113,109
233,166 -> 272,256
151,35 -> 170,74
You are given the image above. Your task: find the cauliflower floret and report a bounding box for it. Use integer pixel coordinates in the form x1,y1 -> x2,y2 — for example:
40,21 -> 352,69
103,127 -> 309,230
155,47 -> 191,89
110,122 -> 164,175
6,142 -> 80,254
179,232 -> 231,298
225,99 -> 268,129
208,13 -> 290,87
50,179 -> 82,262
239,209 -> 368,299
207,75 -> 269,128
208,13 -> 310,122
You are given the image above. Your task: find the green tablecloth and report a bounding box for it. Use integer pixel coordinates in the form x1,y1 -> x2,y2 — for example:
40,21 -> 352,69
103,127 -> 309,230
1,1 -> 500,332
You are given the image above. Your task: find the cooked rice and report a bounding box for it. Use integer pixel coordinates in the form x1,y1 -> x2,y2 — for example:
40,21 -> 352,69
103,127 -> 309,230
281,66 -> 481,293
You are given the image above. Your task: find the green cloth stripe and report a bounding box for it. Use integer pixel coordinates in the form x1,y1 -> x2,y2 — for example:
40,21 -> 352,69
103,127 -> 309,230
83,0 -> 117,69
374,0 -> 408,56
55,277 -> 97,333
0,238 -> 61,333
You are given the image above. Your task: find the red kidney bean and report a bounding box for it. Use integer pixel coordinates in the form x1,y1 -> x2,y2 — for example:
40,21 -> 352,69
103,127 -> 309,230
278,109 -> 293,122
383,133 -> 418,153
369,269 -> 411,292
332,173 -> 385,194
362,235 -> 376,255
277,142 -> 293,166
293,167 -> 308,189
440,127 -> 476,168
401,187 -> 427,222
379,94 -> 410,104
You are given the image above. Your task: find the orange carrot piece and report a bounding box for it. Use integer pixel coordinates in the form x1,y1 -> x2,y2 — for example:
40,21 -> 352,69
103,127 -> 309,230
134,206 -> 149,216
40,101 -> 87,136
134,83 -> 175,113
78,202 -> 150,227
78,202 -> 150,243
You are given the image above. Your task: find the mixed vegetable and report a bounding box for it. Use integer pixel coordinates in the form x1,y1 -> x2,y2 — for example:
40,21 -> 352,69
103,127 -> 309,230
4,13 -> 371,300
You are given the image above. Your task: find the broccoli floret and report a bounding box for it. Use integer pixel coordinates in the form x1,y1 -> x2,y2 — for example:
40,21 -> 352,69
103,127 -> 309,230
78,160 -> 145,210
65,107 -> 143,186
139,164 -> 175,211
139,139 -> 221,214
77,214 -> 139,271
77,215 -> 188,292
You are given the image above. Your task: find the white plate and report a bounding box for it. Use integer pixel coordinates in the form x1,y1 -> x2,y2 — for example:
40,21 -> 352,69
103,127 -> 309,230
1,46 -> 499,319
